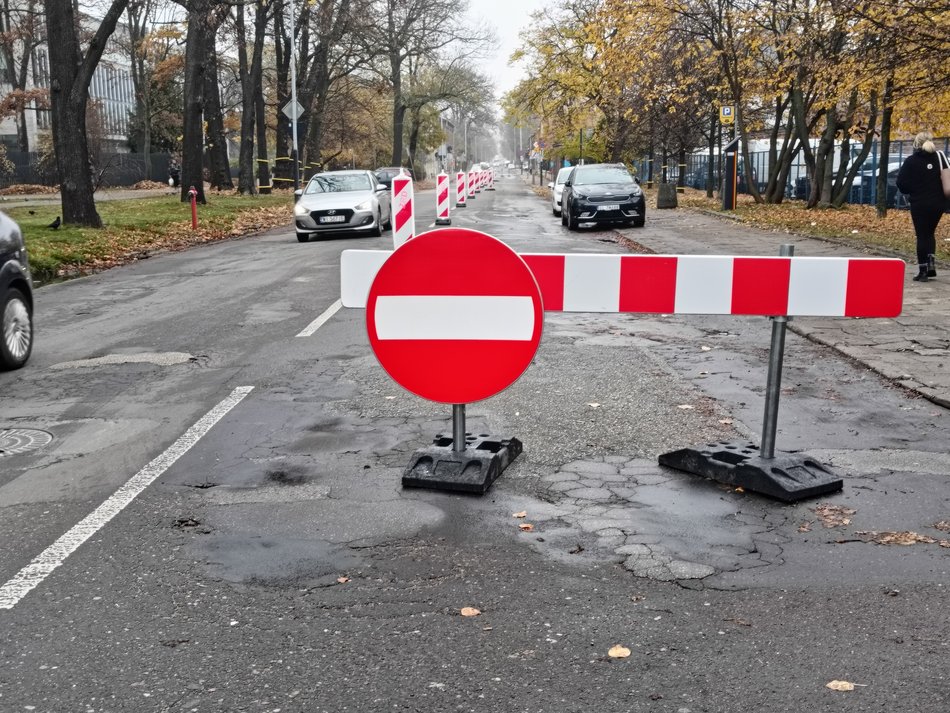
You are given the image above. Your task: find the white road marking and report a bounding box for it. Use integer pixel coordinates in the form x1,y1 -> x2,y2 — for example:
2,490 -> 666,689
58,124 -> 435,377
0,386 -> 254,610
374,295 -> 535,340
296,299 -> 342,337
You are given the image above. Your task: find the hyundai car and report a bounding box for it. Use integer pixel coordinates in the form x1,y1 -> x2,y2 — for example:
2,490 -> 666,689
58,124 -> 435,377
0,211 -> 33,370
560,163 -> 646,229
294,170 -> 392,242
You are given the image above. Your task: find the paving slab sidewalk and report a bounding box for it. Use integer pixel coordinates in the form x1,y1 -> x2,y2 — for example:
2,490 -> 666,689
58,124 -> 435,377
625,207 -> 950,408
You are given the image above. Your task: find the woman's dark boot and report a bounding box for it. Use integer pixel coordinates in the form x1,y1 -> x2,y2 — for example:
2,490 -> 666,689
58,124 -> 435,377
928,254 -> 937,278
913,264 -> 929,282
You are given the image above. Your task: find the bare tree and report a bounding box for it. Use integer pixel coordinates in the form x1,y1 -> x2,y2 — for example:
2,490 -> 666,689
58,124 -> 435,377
234,0 -> 271,194
0,0 -> 44,152
44,0 -> 129,227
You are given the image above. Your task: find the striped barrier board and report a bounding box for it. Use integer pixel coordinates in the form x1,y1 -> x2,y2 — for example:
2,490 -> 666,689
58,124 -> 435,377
456,171 -> 467,207
391,172 -> 414,248
435,172 -> 451,225
342,250 -> 905,318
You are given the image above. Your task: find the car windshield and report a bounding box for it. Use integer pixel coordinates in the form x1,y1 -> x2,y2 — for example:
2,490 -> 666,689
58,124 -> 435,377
555,169 -> 571,185
306,174 -> 371,194
573,167 -> 633,185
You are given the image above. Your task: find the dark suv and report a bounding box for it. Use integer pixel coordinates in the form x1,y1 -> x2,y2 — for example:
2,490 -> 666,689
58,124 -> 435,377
561,163 -> 646,229
373,167 -> 413,189
0,211 -> 33,370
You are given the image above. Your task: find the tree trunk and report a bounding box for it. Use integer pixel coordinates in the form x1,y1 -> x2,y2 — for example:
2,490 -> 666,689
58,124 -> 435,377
272,1 -> 292,187
203,26 -> 233,190
45,0 -> 128,227
876,78 -> 894,218
390,62 -> 404,166
181,0 -> 210,204
255,71 -> 272,195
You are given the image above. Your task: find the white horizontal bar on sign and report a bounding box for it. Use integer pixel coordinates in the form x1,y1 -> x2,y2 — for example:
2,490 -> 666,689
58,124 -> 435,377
341,250 -> 392,308
374,296 -> 535,341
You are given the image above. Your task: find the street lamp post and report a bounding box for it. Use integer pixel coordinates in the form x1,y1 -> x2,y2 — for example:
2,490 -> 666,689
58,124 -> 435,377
288,0 -> 300,191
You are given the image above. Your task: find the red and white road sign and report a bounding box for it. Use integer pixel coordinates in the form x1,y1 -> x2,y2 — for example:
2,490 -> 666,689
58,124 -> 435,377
456,171 -> 467,207
391,172 -> 414,248
343,250 -> 905,318
435,172 -> 451,224
365,228 -> 544,404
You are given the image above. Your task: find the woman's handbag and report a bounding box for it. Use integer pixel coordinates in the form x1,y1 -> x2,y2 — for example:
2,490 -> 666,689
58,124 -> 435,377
939,150 -> 950,199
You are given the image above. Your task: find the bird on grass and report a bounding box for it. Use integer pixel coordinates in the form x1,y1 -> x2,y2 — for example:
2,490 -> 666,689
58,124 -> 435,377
47,216 -> 60,229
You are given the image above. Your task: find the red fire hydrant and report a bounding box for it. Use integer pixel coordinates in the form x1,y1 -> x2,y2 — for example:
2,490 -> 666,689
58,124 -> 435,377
188,186 -> 198,229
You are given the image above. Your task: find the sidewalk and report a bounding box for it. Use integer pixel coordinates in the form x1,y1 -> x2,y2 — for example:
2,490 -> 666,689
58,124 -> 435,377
627,207 -> 950,408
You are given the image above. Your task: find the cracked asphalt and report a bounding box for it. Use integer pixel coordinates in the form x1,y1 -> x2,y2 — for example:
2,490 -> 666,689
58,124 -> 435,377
0,174 -> 947,712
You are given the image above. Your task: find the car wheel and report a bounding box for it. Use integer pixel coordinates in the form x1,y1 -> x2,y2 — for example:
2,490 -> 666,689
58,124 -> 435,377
561,208 -> 567,226
633,217 -> 645,228
383,208 -> 392,231
296,231 -> 310,242
370,210 -> 383,237
1,286 -> 33,370
553,207 -> 560,216
566,208 -> 577,231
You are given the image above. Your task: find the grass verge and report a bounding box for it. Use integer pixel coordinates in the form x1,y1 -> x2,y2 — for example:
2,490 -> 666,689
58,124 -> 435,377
5,190 -> 293,284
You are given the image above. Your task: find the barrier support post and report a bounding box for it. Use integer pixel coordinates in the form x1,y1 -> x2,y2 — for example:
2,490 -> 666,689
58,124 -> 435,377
188,186 -> 198,229
452,404 -> 466,454
761,244 -> 793,458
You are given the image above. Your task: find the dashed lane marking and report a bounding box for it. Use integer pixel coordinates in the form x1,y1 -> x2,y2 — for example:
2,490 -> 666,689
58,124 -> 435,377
0,386 -> 254,610
296,299 -> 342,338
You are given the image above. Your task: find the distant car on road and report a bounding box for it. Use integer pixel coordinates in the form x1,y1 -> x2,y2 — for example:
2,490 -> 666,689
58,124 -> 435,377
373,167 -> 412,189
293,170 -> 392,242
548,166 -> 572,216
0,211 -> 33,370
560,163 -> 646,230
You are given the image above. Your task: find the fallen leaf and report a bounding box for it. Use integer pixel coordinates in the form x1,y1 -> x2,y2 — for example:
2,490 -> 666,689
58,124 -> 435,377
940,541 -> 950,548
798,521 -> 813,533
608,645 -> 631,658
519,523 -> 534,532
734,486 -> 745,493
933,521 -> 950,533
677,404 -> 695,410
857,531 -> 937,546
588,402 -> 601,408
512,511 -> 527,518
718,418 -> 733,425
460,607 -> 481,617
700,345 -> 712,352
336,577 -> 350,584
814,504 -> 856,528
826,680 -> 855,692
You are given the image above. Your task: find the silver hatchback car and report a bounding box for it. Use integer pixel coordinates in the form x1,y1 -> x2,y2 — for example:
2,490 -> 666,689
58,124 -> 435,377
293,170 -> 392,242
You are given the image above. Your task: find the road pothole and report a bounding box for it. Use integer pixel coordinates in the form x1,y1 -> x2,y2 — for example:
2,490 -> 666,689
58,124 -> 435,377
0,428 -> 53,457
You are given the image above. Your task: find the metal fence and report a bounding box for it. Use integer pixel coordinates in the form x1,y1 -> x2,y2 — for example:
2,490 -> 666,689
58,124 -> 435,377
635,137 -> 950,209
0,151 -> 172,188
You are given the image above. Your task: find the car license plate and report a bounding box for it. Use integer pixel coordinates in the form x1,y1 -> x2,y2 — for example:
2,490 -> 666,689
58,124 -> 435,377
319,215 -> 346,223
598,204 -> 620,211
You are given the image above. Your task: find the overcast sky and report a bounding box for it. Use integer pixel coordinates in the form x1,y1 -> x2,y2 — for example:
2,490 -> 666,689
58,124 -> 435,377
467,0 -> 548,101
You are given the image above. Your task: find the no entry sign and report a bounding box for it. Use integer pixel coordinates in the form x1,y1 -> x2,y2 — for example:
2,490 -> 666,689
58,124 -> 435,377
366,228 -> 544,404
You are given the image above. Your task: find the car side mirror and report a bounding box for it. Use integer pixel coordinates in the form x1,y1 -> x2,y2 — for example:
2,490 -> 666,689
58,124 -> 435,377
294,189 -> 303,201
376,185 -> 388,192
564,180 -> 571,187
547,182 -> 554,189
634,177 -> 641,185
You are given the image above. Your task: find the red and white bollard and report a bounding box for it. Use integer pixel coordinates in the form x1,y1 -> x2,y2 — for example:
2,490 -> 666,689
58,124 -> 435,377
392,172 -> 415,248
474,170 -> 482,193
456,171 -> 467,208
435,172 -> 451,225
467,171 -> 477,199
188,185 -> 198,229
486,169 -> 495,191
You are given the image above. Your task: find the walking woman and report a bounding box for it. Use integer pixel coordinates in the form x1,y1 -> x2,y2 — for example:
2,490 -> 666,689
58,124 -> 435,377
896,132 -> 947,282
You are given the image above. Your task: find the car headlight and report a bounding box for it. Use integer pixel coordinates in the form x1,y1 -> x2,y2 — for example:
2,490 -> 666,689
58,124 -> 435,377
293,203 -> 310,216
573,192 -> 588,201
630,185 -> 642,196
354,200 -> 373,211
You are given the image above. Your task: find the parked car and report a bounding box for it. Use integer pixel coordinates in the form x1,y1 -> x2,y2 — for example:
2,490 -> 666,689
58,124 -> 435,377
560,163 -> 646,230
293,170 -> 392,242
373,167 -> 412,189
849,162 -> 904,208
548,166 -> 572,216
0,211 -> 33,370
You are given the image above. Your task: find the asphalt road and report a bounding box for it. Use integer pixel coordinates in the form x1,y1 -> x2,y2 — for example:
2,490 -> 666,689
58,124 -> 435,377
0,174 -> 947,712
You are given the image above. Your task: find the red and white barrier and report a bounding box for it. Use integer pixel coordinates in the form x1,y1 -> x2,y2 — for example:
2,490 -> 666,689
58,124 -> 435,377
341,249 -> 905,318
486,169 -> 495,191
467,171 -> 476,199
435,172 -> 451,225
456,171 -> 467,207
391,172 -> 414,248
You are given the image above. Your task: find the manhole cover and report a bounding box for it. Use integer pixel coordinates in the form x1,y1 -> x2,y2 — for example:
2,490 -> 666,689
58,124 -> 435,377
0,428 -> 53,457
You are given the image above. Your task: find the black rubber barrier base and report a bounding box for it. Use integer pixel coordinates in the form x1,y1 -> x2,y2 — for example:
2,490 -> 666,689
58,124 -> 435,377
658,440 -> 842,502
402,434 -> 523,494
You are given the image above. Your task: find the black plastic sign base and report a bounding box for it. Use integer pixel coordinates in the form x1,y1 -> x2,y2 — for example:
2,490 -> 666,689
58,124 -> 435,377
658,441 -> 842,502
402,434 -> 523,494
435,217 -> 451,225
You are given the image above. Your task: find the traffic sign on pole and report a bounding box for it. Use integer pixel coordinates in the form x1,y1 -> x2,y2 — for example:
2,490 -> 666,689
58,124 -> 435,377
366,228 -> 543,404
